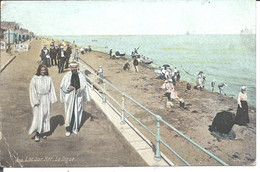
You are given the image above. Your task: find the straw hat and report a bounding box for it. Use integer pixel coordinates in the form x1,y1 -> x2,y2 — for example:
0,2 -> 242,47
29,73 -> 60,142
164,80 -> 168,83
169,79 -> 173,82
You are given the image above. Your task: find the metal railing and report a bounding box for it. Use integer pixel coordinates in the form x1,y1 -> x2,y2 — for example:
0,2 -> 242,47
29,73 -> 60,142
78,59 -> 228,166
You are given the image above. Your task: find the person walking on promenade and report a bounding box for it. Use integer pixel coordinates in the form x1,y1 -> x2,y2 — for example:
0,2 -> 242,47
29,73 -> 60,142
57,46 -> 66,73
133,58 -> 139,73
65,44 -> 72,69
98,65 -> 104,83
60,61 -> 91,136
235,86 -> 249,126
28,64 -> 57,142
40,45 -> 50,66
50,43 -> 56,66
73,48 -> 79,61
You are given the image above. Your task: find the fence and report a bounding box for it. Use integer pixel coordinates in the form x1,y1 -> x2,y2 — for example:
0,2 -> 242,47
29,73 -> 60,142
78,58 -> 228,166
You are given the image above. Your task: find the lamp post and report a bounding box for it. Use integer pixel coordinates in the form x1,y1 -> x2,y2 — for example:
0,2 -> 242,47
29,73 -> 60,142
7,23 -> 11,54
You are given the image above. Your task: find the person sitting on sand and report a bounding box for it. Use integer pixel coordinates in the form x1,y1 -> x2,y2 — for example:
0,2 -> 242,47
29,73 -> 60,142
165,79 -> 178,100
123,60 -> 130,70
218,82 -> 227,95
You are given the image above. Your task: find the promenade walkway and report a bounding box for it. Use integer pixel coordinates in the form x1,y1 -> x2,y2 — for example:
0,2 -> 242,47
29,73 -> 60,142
0,40 -> 147,167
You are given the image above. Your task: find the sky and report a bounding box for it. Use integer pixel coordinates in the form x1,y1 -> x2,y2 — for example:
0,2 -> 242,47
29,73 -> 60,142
0,0 -> 256,35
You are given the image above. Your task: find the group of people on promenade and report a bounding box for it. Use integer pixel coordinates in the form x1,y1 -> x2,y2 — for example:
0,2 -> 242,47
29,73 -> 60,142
28,61 -> 91,142
39,42 -> 80,73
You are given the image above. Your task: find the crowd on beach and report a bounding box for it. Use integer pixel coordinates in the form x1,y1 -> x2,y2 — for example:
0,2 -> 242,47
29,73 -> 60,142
154,64 -> 250,130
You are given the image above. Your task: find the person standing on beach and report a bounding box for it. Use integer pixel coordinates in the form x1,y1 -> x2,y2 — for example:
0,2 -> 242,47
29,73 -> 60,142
211,80 -> 216,92
109,49 -> 112,58
65,44 -> 72,69
60,61 -> 91,136
40,45 -> 50,66
50,43 -> 57,66
133,58 -> 139,73
28,64 -> 57,142
57,46 -> 66,73
196,71 -> 203,90
218,83 -> 227,95
235,86 -> 249,126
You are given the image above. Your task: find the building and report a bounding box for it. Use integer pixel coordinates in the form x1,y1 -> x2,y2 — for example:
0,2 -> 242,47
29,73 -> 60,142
1,21 -> 34,44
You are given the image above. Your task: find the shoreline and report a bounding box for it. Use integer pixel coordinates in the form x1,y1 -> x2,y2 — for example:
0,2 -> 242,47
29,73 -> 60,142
43,36 -> 256,108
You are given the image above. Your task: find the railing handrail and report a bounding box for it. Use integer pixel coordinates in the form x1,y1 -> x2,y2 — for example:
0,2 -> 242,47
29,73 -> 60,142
78,59 -> 228,166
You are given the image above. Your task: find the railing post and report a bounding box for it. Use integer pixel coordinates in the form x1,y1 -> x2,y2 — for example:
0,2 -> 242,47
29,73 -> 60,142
102,82 -> 106,104
120,94 -> 126,124
155,115 -> 162,161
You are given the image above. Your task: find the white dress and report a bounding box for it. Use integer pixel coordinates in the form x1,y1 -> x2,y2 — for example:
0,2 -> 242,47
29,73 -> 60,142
28,75 -> 57,135
60,71 -> 91,133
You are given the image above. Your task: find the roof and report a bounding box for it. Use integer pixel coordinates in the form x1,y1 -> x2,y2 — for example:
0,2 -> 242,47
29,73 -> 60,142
1,21 -> 19,28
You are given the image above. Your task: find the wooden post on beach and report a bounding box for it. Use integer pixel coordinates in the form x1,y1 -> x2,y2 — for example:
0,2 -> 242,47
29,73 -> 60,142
155,115 -> 162,161
102,82 -> 106,104
120,94 -> 126,125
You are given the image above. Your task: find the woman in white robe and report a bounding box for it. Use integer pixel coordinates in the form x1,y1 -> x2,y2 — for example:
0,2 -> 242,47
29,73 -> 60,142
29,64 -> 57,142
60,62 -> 90,136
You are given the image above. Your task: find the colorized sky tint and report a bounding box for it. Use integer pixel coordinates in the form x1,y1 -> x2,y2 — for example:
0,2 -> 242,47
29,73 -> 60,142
1,0 -> 256,35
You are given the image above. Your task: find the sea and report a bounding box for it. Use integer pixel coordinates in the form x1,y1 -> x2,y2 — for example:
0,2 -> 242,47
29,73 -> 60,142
49,35 -> 256,107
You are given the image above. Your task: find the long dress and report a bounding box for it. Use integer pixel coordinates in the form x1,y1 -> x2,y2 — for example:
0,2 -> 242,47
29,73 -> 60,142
235,92 -> 249,126
29,75 -> 57,135
60,71 -> 91,133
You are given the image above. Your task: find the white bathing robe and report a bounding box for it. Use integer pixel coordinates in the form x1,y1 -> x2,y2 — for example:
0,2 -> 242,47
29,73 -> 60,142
28,75 -> 57,135
60,71 -> 91,133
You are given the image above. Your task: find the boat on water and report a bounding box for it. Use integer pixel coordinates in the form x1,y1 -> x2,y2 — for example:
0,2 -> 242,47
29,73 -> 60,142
140,56 -> 153,64
115,51 -> 126,56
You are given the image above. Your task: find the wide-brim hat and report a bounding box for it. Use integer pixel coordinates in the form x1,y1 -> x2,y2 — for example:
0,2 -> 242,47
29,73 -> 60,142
164,80 -> 168,83
241,86 -> 247,90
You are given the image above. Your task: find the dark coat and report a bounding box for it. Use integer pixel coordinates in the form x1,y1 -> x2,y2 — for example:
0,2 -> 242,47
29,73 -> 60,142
40,48 -> 50,60
57,49 -> 67,61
